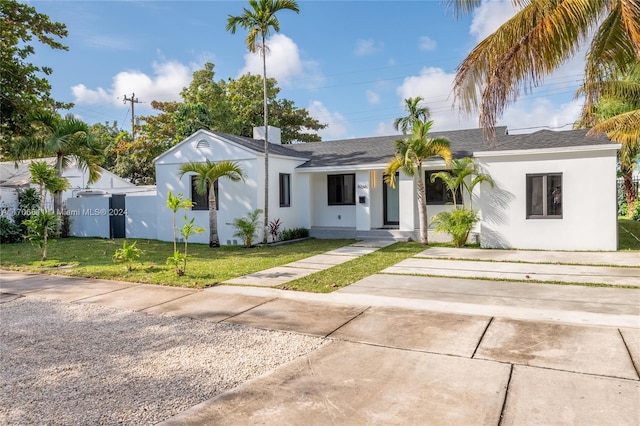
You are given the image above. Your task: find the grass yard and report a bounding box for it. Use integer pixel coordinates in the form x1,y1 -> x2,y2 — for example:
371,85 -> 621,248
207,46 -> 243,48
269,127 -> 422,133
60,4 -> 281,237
619,218 -> 640,250
282,241 -> 427,293
0,237 -> 355,288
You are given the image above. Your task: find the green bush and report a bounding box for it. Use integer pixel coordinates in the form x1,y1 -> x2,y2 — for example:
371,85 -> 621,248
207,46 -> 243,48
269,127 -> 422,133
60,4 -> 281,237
0,217 -> 23,244
280,227 -> 309,241
431,208 -> 479,248
228,209 -> 263,247
631,201 -> 640,221
13,188 -> 40,234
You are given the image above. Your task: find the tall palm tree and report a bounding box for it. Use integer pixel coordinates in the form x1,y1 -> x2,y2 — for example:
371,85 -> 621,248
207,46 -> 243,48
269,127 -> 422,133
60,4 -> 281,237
449,0 -> 640,140
179,159 -> 244,247
393,96 -> 431,135
385,120 -> 452,245
20,112 -> 102,213
226,0 -> 300,244
576,63 -> 640,215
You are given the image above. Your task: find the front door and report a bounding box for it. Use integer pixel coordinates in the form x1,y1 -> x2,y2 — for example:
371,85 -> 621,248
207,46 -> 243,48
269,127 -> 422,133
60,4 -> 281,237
383,175 -> 399,226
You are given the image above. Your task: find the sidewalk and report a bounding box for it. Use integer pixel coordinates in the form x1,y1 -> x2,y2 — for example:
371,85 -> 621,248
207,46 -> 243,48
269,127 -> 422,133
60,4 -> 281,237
1,244 -> 639,425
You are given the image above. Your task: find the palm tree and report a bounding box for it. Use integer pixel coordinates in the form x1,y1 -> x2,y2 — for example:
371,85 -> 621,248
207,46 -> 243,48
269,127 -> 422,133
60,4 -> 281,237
179,160 -> 244,247
20,112 -> 103,213
166,190 -> 194,253
576,63 -> 640,215
393,96 -> 431,135
385,120 -> 452,245
226,0 -> 300,244
449,0 -> 640,140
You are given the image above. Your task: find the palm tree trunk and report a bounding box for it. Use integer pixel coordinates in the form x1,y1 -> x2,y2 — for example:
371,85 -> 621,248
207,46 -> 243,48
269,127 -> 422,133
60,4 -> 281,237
209,181 -> 220,247
54,154 -> 64,214
622,170 -> 636,217
261,33 -> 269,245
416,169 -> 429,245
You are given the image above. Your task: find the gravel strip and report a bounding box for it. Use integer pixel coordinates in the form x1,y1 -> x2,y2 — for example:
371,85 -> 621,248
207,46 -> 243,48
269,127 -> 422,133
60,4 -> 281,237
0,297 -> 326,425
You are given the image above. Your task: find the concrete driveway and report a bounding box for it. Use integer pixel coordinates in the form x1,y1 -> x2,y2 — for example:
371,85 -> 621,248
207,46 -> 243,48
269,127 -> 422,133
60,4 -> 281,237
2,266 -> 638,425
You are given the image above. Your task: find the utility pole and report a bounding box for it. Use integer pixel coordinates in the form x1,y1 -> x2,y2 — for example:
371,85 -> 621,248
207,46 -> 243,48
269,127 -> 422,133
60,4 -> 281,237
123,93 -> 141,141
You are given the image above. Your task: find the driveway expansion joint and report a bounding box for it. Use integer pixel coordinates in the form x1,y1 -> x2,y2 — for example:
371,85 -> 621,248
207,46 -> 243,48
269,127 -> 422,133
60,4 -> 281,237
497,364 -> 514,426
618,328 -> 640,381
472,316 -> 494,359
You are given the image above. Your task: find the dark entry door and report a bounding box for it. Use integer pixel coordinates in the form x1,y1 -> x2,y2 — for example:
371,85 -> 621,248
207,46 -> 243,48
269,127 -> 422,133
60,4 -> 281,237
383,174 -> 399,226
109,194 -> 126,238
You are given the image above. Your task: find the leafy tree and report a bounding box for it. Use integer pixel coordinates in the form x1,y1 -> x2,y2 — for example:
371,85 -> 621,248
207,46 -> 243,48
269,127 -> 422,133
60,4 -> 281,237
385,120 -> 452,245
16,112 -> 103,213
227,0 -> 300,244
166,191 -> 194,253
179,160 -> 244,247
449,0 -> 640,140
393,96 -> 431,135
179,216 -> 205,274
576,63 -> 640,216
0,0 -> 71,156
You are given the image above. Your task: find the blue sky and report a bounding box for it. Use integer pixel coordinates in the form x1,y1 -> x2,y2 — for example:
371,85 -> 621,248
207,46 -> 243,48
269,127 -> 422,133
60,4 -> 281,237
30,0 -> 587,140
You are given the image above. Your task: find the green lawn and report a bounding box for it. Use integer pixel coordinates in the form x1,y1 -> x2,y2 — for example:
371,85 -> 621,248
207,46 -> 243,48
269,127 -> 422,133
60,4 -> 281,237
0,237 -> 355,288
283,241 -> 427,293
2,220 -> 636,292
619,218 -> 640,250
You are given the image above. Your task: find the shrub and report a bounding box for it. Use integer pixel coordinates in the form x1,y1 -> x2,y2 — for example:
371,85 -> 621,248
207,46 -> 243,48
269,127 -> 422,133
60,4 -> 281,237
280,227 -> 309,241
112,240 -> 144,271
13,188 -> 40,234
267,218 -> 282,243
631,201 -> 640,222
0,217 -> 23,244
228,209 -> 263,247
431,208 -> 479,248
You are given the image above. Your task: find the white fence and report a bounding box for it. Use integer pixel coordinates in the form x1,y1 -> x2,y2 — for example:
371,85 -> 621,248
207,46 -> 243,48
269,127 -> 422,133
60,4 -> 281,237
67,195 -> 157,240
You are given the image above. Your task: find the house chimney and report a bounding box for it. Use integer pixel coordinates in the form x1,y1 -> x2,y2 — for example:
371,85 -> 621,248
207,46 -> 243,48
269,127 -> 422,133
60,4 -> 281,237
253,126 -> 281,145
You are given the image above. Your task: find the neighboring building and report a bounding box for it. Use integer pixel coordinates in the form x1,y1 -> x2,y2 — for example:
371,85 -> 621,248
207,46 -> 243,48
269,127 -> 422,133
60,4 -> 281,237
0,158 -> 148,217
68,126 -> 620,251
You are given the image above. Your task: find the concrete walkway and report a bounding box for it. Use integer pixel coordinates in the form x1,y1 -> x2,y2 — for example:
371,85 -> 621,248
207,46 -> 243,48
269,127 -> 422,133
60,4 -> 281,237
1,244 -> 639,425
223,240 -> 394,286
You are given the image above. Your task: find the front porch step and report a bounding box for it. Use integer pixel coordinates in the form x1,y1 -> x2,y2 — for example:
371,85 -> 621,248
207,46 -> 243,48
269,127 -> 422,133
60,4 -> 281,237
309,227 -> 417,242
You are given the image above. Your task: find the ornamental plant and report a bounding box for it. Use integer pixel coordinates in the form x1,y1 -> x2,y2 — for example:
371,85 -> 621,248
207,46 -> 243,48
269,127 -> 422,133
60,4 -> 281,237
112,240 -> 144,271
228,209 -> 263,247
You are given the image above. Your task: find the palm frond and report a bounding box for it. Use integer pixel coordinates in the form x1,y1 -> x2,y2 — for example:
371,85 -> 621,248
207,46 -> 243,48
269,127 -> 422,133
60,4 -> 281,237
454,0 -> 606,139
589,109 -> 640,146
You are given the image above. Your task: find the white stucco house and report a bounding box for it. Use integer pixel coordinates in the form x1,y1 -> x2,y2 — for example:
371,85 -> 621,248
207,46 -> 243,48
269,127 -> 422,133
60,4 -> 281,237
146,126 -> 619,251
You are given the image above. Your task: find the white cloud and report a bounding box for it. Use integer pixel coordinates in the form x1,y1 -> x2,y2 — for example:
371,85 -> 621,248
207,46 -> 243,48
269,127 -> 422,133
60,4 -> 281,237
308,100 -> 348,140
366,89 -> 381,105
354,39 -> 384,56
418,36 -> 437,51
397,67 -> 477,131
501,97 -> 583,134
71,60 -> 192,106
469,0 -> 517,42
238,33 -> 323,88
373,121 -> 396,136
395,66 -> 583,133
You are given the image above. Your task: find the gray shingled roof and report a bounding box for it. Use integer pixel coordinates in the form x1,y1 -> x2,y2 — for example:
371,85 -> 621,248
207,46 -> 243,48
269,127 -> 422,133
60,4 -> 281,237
282,127 -> 509,168
211,131 -> 309,159
486,129 -> 611,151
213,128 -> 614,169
